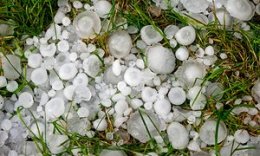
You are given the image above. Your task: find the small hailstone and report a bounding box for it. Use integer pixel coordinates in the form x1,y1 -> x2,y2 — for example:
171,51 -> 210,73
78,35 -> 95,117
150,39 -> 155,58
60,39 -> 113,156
39,43 -> 56,57
73,1 -> 83,9
77,107 -> 89,118
1,119 -> 12,131
153,76 -> 161,86
0,130 -> 8,146
74,86 -> 92,102
168,87 -> 186,105
147,45 -> 176,74
141,25 -> 163,45
101,99 -> 112,107
30,122 -> 45,137
47,134 -> 69,154
164,25 -> 179,39
28,54 -> 42,68
136,59 -> 145,69
190,94 -> 207,110
220,53 -> 227,59
136,40 -> 147,49
167,122 -> 189,149
154,99 -> 171,116
144,102 -> 153,110
169,39 -> 178,48
2,55 -> 22,80
6,81 -> 18,92
142,87 -> 158,102
205,46 -> 214,56
45,98 -> 65,120
18,92 -> 34,108
62,16 -> 71,26
115,100 -> 128,115
0,95 -> 4,109
73,73 -> 89,86
58,63 -> 78,80
54,10 -> 65,24
8,150 -> 18,156
51,80 -> 64,91
181,0 -> 209,13
63,85 -> 75,100
187,115 -> 196,124
108,30 -> 133,58
248,108 -> 258,115
234,129 -> 250,144
121,86 -> 131,96
175,46 -> 189,61
251,79 -> 260,103
82,55 -> 101,77
48,89 -> 56,98
130,98 -> 143,109
57,40 -> 70,52
196,47 -> 205,58
124,67 -> 142,86
175,26 -> 196,46
73,11 -> 101,39
26,38 -> 34,45
112,59 -> 121,76
0,76 -> 7,88
69,52 -> 78,62
127,25 -> 139,34
93,118 -> 107,131
94,0 -> 112,18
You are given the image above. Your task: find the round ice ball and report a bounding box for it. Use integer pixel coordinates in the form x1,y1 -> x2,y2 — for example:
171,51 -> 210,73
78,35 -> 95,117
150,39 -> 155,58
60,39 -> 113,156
58,63 -> 78,80
147,45 -> 176,74
30,68 -> 48,85
168,87 -> 186,105
124,67 -> 142,86
181,0 -> 210,13
175,46 -> 189,61
226,0 -> 255,21
93,118 -> 107,131
83,55 -> 102,77
154,99 -> 171,116
167,122 -> 189,149
94,0 -> 112,18
140,25 -> 163,45
28,54 -> 42,68
18,92 -> 34,108
175,26 -> 196,46
45,98 -> 65,120
108,30 -> 132,58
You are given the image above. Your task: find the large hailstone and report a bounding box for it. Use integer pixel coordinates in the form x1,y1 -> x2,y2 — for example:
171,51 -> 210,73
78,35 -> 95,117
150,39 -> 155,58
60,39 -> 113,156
45,98 -> 65,120
83,55 -> 102,77
167,122 -> 189,149
73,11 -> 101,39
18,92 -> 34,108
175,60 -> 206,87
181,0 -> 210,13
234,129 -> 250,144
154,99 -> 171,116
140,25 -> 163,45
147,45 -> 176,74
108,30 -> 132,58
226,0 -> 255,21
199,119 -> 228,145
58,63 -> 78,80
47,134 -> 69,154
175,26 -> 196,46
31,68 -> 48,85
127,111 -> 161,143
208,9 -> 232,28
252,79 -> 260,103
1,55 -> 22,80
94,0 -> 112,18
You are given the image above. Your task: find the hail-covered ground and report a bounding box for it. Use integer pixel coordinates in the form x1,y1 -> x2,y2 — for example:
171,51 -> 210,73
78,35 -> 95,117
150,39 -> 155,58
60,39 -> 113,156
0,0 -> 260,155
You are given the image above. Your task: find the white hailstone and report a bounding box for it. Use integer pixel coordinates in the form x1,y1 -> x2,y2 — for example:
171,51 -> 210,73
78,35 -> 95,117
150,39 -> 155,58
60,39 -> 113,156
226,0 -> 255,21
63,85 -> 75,100
115,100 -> 128,115
73,11 -> 101,39
144,102 -> 153,110
48,89 -> 56,97
141,87 -> 158,102
208,9 -> 232,28
0,130 -> 8,146
167,122 -> 189,149
18,92 -> 34,108
6,81 -> 18,92
28,54 -> 42,68
127,25 -> 139,34
203,55 -> 217,66
73,0 -> 83,9
164,25 -> 179,39
234,129 -> 250,144
74,85 -> 92,102
77,107 -> 89,118
130,99 -> 143,109
147,45 -> 176,74
45,98 -> 65,120
1,119 -> 12,131
220,53 -> 228,59
94,0 -> 112,18
30,122 -> 45,137
121,86 -> 131,96
8,150 -> 18,156
181,0 -> 210,13
136,59 -> 145,69
205,82 -> 224,100
58,63 -> 78,80
2,55 -> 22,80
169,39 -> 178,48
188,13 -> 209,25
51,80 -> 64,91
47,134 -> 69,154
73,73 -> 89,86
175,60 -> 206,87
57,40 -> 69,52
112,59 -> 121,76
54,10 -> 65,24
93,118 -> 107,131
62,16 -> 71,26
251,79 -> 260,103
168,87 -> 186,105
108,30 -> 133,58
205,46 -> 214,56
175,26 -> 196,46
188,140 -> 201,152
0,95 -> 4,109
199,119 -> 227,145
100,149 -> 127,156
175,46 -> 189,61
39,43 -> 56,57
82,55 -> 101,77
127,111 -> 161,143
136,40 -> 147,49
256,3 -> 260,15
69,52 -> 78,62
189,94 -> 207,110
140,25 -> 163,45
0,76 -> 7,88
154,99 -> 171,116
124,67 -> 142,86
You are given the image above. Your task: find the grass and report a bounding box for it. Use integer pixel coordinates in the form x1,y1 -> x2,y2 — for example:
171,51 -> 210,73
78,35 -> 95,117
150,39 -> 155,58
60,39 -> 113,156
0,0 -> 260,155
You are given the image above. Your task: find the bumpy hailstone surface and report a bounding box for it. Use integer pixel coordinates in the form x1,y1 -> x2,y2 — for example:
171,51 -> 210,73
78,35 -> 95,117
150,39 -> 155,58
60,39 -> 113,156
0,0 -> 259,155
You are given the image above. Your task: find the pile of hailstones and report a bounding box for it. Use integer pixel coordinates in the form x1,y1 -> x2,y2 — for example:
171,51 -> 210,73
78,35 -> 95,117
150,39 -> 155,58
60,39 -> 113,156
0,0 -> 260,155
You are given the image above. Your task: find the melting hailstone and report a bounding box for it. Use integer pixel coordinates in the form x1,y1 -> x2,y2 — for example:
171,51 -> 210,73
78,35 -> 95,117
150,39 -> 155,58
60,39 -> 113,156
108,30 -> 133,58
199,119 -> 227,145
168,87 -> 186,105
2,55 -> 22,80
175,26 -> 196,46
124,67 -> 142,86
147,45 -> 176,74
31,68 -> 48,85
140,25 -> 163,45
127,111 -> 161,143
167,122 -> 189,149
18,92 -> 34,108
83,55 -> 102,77
58,63 -> 78,80
181,0 -> 209,13
73,11 -> 101,39
45,97 -> 65,120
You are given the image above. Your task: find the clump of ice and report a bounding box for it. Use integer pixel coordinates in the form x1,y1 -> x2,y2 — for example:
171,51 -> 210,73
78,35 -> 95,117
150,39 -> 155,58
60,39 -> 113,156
141,25 -> 163,45
175,26 -> 196,46
147,45 -> 176,74
2,55 -> 22,80
167,122 -> 189,149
